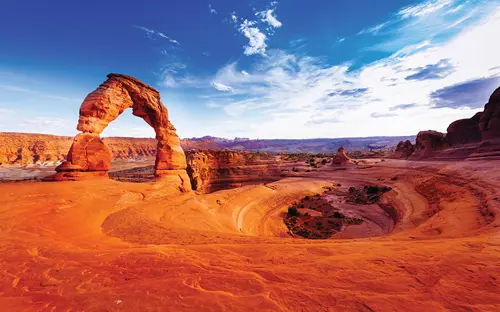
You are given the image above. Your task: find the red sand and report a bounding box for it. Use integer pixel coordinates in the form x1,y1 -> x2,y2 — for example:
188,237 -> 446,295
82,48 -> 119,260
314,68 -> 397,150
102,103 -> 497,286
0,159 -> 499,311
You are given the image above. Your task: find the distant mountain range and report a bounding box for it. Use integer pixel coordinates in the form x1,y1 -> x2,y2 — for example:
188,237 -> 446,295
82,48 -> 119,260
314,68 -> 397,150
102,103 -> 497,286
182,135 -> 416,153
0,132 -> 416,166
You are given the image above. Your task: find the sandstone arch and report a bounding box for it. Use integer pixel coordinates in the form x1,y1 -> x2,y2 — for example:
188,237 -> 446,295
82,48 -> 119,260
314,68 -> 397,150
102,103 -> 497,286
51,74 -> 191,191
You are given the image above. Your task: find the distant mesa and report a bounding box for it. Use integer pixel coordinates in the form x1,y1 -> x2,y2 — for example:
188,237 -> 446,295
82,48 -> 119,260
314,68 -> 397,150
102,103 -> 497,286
44,73 -> 191,191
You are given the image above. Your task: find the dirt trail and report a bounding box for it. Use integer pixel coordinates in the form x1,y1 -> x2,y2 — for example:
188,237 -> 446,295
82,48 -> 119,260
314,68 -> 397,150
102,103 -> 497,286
0,159 -> 499,311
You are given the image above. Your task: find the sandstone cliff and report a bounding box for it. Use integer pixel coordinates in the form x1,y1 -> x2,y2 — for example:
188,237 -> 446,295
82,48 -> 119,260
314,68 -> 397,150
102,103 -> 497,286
0,132 -> 160,166
186,150 -> 284,193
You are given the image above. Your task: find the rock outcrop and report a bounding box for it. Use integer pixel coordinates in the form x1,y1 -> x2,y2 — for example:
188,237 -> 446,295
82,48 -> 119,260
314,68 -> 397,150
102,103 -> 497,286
48,74 -> 191,190
446,112 -> 483,146
186,150 -> 283,193
0,133 -> 72,166
479,86 -> 500,140
331,147 -> 351,165
410,130 -> 447,159
392,140 -> 415,159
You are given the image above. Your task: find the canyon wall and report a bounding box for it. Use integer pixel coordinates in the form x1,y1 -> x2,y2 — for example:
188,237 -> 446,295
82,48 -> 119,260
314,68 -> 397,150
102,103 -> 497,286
0,133 -> 159,166
186,150 -> 284,193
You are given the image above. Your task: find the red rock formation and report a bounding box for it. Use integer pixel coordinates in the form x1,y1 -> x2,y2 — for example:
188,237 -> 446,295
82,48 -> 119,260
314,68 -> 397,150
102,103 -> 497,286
0,133 -> 72,165
66,133 -> 111,171
331,146 -> 351,165
410,130 -> 447,159
446,112 -> 482,146
479,86 -> 500,140
186,150 -> 283,193
392,140 -> 415,159
49,74 -> 191,190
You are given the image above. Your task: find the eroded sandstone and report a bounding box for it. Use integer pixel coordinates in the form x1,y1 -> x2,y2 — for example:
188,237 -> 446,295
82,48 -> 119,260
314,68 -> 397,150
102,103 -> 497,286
48,74 -> 191,190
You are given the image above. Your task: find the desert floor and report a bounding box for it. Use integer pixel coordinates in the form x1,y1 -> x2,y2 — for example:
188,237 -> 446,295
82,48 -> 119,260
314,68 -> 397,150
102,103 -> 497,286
1,159 -> 499,311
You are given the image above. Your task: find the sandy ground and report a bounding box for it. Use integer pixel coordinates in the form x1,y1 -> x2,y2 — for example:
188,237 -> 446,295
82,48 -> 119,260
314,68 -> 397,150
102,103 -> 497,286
0,159 -> 499,311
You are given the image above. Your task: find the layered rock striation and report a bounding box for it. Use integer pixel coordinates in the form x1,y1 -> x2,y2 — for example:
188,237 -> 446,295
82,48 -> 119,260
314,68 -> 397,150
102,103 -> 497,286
186,150 -> 283,193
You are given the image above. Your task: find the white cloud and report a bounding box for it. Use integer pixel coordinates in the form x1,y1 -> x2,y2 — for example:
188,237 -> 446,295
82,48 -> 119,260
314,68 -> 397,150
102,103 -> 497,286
205,6 -> 500,138
231,13 -> 238,23
337,38 -> 345,43
211,81 -> 234,92
257,9 -> 282,28
398,0 -> 454,19
239,20 -> 267,56
208,4 -> 217,15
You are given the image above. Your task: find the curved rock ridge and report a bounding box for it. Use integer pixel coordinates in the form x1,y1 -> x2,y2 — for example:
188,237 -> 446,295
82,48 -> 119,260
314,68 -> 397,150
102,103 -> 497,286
49,74 -> 191,190
186,150 -> 283,193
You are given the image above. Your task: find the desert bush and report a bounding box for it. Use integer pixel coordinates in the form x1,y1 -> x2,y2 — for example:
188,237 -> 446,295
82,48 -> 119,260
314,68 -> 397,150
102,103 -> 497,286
288,206 -> 299,217
366,185 -> 379,194
391,176 -> 398,181
333,211 -> 344,218
349,186 -> 356,193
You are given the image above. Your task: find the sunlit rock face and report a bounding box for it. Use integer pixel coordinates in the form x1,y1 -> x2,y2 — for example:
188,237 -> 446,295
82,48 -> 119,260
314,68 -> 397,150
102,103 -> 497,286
186,150 -> 283,193
49,74 -> 191,190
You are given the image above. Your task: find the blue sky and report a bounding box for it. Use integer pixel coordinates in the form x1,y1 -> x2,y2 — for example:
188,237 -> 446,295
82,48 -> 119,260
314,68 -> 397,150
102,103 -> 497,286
1,0 -> 499,139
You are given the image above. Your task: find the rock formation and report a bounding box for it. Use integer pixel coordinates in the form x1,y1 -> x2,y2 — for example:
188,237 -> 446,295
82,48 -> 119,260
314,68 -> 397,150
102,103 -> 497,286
479,86 -> 500,140
392,140 -> 415,159
331,146 -> 352,165
186,150 -> 283,193
0,133 -> 72,166
446,112 -> 483,145
48,74 -> 191,191
410,130 -> 447,159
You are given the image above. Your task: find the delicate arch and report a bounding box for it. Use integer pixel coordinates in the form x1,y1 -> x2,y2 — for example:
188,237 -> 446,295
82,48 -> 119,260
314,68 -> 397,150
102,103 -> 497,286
51,74 -> 191,190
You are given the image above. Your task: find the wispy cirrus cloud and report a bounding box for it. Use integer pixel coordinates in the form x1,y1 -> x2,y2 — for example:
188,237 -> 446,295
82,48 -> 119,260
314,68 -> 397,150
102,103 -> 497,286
211,81 -> 234,92
389,103 -> 417,111
134,25 -> 180,45
208,4 -> 217,15
405,59 -> 455,81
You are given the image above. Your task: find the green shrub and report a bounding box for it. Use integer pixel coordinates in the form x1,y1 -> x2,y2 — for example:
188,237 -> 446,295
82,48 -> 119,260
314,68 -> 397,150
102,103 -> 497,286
287,206 -> 299,217
349,186 -> 356,193
366,185 -> 379,194
333,211 -> 344,218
